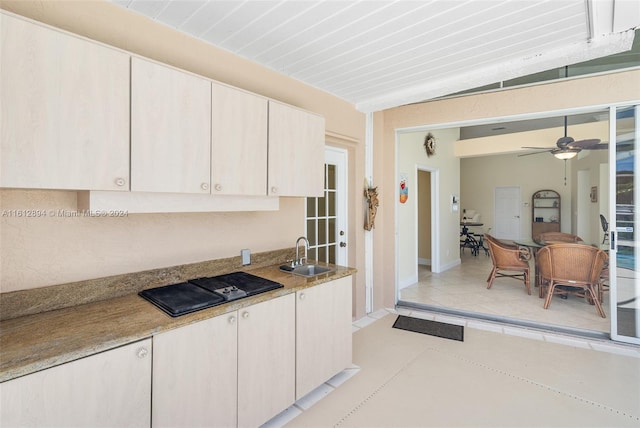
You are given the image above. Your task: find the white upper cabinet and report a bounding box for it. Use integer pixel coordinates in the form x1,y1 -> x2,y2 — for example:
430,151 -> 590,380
0,13 -> 130,191
268,101 -> 325,197
131,57 -> 211,194
211,83 -> 268,196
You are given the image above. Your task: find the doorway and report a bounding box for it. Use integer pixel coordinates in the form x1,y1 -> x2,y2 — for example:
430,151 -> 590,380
417,170 -> 432,270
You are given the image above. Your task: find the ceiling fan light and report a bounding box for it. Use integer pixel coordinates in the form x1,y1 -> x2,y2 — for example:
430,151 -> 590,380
553,149 -> 579,160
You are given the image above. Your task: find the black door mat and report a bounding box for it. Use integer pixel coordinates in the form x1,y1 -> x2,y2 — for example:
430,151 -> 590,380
392,315 -> 464,342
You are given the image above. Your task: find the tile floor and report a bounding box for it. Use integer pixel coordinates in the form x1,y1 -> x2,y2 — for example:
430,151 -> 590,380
399,251 -> 611,334
266,309 -> 640,428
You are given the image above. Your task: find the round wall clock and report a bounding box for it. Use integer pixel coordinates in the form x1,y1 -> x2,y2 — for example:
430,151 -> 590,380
424,133 -> 436,157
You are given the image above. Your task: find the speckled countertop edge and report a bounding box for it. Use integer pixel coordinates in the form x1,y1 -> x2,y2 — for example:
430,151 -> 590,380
0,263 -> 355,383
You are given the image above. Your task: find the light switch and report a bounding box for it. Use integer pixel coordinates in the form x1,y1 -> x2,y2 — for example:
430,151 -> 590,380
241,249 -> 251,265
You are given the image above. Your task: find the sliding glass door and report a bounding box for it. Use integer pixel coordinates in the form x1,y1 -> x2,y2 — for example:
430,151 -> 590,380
610,105 -> 639,344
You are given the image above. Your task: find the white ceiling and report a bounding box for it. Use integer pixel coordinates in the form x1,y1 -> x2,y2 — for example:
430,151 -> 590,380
111,0 -> 639,113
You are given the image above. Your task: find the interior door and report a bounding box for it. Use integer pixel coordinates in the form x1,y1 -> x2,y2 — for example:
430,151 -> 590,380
609,105 -> 639,345
494,186 -> 521,240
305,147 -> 348,265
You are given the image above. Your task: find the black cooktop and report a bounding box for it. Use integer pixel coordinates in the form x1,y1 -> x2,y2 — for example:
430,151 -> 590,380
139,272 -> 283,317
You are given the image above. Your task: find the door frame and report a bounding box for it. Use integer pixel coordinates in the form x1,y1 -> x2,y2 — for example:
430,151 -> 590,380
415,165 -> 440,274
608,104 -> 640,345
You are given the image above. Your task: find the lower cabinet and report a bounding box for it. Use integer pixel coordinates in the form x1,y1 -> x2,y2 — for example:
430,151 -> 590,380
0,339 -> 152,428
0,277 -> 352,428
237,294 -> 296,428
152,293 -> 296,428
296,276 -> 353,399
152,312 -> 238,428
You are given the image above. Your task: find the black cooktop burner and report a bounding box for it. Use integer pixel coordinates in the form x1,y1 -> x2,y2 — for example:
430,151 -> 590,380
139,272 -> 283,317
190,272 -> 283,296
139,282 -> 226,317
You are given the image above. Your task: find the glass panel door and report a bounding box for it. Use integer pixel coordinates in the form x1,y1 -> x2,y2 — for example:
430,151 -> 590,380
305,147 -> 347,265
610,105 -> 639,344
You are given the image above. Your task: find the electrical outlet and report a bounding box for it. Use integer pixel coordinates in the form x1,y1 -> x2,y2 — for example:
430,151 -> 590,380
241,249 -> 251,265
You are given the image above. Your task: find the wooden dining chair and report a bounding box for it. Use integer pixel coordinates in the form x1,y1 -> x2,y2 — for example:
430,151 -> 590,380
485,234 -> 531,295
536,243 -> 608,318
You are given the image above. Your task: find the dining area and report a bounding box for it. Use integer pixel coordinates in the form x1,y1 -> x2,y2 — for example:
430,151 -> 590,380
486,232 -> 609,319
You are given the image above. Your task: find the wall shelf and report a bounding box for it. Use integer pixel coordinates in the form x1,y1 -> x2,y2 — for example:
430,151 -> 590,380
532,189 -> 560,239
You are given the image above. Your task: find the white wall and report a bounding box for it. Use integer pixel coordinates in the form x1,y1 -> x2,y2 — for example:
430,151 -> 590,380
572,149 -> 609,244
461,153 -> 571,240
397,128 -> 460,288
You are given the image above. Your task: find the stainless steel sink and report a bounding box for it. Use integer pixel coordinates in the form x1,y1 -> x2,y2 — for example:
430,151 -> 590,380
280,264 -> 334,277
293,264 -> 334,277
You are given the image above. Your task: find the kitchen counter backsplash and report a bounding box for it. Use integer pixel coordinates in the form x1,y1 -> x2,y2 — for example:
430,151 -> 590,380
0,248 -> 295,321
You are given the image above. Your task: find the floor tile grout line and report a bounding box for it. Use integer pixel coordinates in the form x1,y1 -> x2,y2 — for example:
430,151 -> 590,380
426,345 -> 640,423
333,346 -> 431,427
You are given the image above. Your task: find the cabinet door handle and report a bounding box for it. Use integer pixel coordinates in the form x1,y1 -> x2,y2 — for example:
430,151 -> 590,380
299,293 -> 305,300
228,315 -> 236,324
270,186 -> 278,194
136,347 -> 148,359
242,311 -> 250,319
114,177 -> 126,187
214,183 -> 223,192
201,183 -> 209,191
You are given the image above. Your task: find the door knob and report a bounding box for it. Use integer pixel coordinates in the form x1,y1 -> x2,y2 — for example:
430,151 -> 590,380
340,242 -> 347,247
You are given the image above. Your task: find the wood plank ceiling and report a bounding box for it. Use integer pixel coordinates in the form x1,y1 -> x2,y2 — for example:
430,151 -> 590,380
111,0 -> 638,112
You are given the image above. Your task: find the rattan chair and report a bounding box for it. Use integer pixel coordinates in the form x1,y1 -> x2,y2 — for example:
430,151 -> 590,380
537,232 -> 584,244
536,243 -> 608,318
485,234 -> 531,295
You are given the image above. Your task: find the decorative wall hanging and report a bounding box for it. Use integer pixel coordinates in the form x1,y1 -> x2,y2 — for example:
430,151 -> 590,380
399,174 -> 408,204
424,132 -> 436,157
364,179 -> 379,231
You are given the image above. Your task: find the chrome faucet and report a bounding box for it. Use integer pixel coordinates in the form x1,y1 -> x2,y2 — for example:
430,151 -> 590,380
295,236 -> 309,266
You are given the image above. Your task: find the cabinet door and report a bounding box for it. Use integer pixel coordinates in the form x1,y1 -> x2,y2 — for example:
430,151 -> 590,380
0,339 -> 152,427
268,101 -> 325,197
296,276 -> 353,399
238,294 -> 295,428
131,57 -> 211,193
152,312 -> 238,428
211,83 -> 268,195
0,13 -> 129,191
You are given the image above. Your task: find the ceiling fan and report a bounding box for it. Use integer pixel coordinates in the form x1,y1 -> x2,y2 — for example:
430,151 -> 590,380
519,116 -> 607,160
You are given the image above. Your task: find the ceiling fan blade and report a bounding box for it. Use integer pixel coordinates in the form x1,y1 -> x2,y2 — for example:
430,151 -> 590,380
569,138 -> 601,149
518,150 -> 551,157
585,143 -> 608,150
521,146 -> 556,150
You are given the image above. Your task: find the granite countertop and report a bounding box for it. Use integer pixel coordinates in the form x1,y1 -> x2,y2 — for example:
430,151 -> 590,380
0,263 -> 355,383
